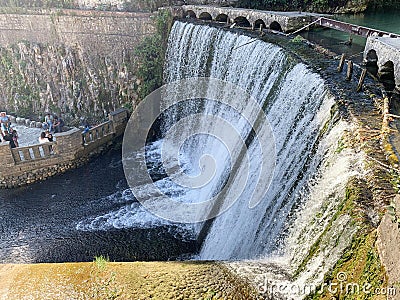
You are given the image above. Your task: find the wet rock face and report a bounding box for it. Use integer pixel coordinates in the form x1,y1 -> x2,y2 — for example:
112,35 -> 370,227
0,42 -> 139,125
0,10 -> 156,125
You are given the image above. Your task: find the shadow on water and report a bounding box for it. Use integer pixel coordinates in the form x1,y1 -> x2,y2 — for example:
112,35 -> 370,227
0,142 -> 197,263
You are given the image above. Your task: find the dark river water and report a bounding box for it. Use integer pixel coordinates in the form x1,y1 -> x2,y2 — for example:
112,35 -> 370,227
0,143 -> 196,263
301,10 -> 400,63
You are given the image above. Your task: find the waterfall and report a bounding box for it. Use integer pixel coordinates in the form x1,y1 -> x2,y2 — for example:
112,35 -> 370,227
77,21 -> 361,287
163,21 -> 337,260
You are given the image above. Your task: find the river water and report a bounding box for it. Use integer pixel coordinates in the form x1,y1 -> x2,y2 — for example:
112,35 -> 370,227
301,10 -> 400,62
0,144 -> 196,263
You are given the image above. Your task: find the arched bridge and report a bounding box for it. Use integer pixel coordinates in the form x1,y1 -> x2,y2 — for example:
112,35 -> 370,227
174,5 -> 319,33
365,37 -> 400,90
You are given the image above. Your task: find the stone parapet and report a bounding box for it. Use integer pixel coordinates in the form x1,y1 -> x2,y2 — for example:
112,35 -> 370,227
0,108 -> 129,188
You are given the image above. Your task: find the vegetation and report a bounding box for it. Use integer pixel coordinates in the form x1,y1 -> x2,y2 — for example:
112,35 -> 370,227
236,0 -> 400,12
134,9 -> 173,102
305,178 -> 387,300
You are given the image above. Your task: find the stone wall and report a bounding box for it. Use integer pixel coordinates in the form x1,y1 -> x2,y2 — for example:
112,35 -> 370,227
365,36 -> 400,90
0,0 -> 238,11
0,9 -> 155,123
0,108 -> 128,188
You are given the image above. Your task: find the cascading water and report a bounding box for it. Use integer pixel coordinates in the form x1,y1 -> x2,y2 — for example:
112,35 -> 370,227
77,21 -> 364,292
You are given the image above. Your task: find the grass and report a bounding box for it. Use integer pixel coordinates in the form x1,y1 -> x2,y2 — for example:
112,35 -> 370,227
94,255 -> 109,271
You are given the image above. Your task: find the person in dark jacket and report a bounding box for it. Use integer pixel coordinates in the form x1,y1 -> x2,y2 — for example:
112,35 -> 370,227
2,130 -> 16,148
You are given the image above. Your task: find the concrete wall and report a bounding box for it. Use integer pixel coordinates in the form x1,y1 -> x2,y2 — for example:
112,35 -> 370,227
0,108 -> 128,188
0,9 -> 155,59
364,36 -> 400,90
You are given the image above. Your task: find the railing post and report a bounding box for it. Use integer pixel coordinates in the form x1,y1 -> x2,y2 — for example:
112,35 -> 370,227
22,148 -> 32,161
337,53 -> 345,72
357,69 -> 367,92
346,60 -> 353,81
32,147 -> 42,159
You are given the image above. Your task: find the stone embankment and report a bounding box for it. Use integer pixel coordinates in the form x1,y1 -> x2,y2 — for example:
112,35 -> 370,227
0,108 -> 128,188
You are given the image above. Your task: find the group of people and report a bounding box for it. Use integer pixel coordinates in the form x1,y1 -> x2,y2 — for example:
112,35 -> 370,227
0,111 -> 18,148
42,113 -> 64,134
0,111 -> 65,148
39,112 -> 64,144
39,130 -> 54,144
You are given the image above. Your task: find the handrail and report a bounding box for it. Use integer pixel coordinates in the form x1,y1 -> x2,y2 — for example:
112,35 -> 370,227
315,17 -> 400,38
82,120 -> 114,145
11,142 -> 55,163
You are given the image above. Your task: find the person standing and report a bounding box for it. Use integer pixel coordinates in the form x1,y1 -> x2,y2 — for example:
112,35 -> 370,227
2,130 -> 16,148
9,127 -> 19,147
44,113 -> 54,132
53,115 -> 64,133
0,112 -> 11,134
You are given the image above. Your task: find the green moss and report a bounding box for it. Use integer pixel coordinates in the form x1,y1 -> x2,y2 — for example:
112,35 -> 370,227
294,178 -> 368,278
291,35 -> 306,44
133,9 -> 172,102
304,178 -> 386,300
335,138 -> 346,154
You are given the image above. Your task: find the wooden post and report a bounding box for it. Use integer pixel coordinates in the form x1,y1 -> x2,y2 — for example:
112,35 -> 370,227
259,24 -> 263,32
346,60 -> 353,81
252,23 -> 255,31
357,69 -> 367,92
337,53 -> 345,72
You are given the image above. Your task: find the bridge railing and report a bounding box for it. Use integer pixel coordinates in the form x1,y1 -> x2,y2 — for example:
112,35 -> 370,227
82,120 -> 114,145
11,143 -> 55,163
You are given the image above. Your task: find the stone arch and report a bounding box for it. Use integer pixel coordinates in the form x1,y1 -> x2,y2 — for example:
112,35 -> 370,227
234,16 -> 251,28
185,10 -> 196,19
216,13 -> 229,23
270,21 -> 283,32
254,19 -> 266,30
365,49 -> 378,76
199,12 -> 212,21
379,61 -> 395,91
